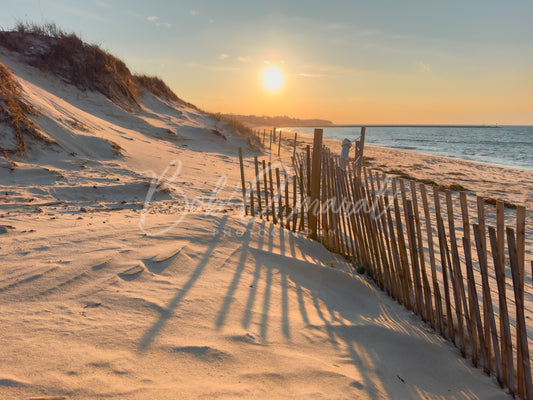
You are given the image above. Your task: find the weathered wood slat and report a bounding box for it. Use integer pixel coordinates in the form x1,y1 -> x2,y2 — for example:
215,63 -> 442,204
489,226 -> 516,395
473,223 -> 503,386
262,160 -> 270,221
254,157 -> 262,218
433,187 -> 455,342
238,147 -> 247,215
507,227 -> 533,399
477,196 -> 492,370
410,181 -> 433,325
445,190 -> 470,357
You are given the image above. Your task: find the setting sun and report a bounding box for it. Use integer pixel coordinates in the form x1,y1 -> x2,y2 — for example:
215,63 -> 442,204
262,66 -> 284,92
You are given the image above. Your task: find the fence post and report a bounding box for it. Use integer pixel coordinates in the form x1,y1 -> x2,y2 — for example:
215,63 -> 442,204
278,130 -> 282,156
516,206 -> 526,397
276,168 -> 283,226
473,223 -> 503,385
249,182 -> 255,217
268,162 -> 277,225
356,127 -> 366,178
238,147 -> 247,215
477,196 -> 492,371
308,129 -> 323,240
489,226 -> 516,395
254,157 -> 262,218
506,227 -> 532,399
292,175 -> 298,232
262,160 -> 270,222
293,132 -> 298,158
306,145 -> 311,197
420,184 -> 444,334
495,201 -> 511,389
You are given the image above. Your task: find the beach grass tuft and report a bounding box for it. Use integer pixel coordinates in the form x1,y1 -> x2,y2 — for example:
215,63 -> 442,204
211,112 -> 264,151
0,60 -> 55,159
134,74 -> 182,103
483,196 -> 518,210
108,140 -> 123,156
385,168 -> 469,192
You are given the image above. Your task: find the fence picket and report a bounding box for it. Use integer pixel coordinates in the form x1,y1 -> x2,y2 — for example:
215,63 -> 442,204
477,196 -> 492,370
473,223 -> 503,385
507,227 -> 533,399
254,157 -> 262,218
489,226 -> 516,395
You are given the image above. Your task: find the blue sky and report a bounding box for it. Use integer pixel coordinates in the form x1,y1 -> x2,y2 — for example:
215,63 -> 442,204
1,0 -> 532,123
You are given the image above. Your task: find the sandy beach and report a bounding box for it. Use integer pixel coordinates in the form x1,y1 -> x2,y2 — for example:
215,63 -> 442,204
291,134 -> 533,209
0,46 -> 529,400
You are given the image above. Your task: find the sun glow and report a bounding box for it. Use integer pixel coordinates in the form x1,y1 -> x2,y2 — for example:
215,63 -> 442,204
262,66 -> 284,92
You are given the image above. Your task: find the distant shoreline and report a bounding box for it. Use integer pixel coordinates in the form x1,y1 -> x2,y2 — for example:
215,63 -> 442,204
280,124 -> 500,128
279,125 -> 532,172
289,133 -> 533,208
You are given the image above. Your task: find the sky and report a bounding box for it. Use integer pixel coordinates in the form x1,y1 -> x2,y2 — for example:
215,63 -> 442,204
1,0 -> 532,124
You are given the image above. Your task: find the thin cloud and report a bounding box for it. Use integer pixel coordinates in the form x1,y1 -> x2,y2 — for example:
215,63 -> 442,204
94,0 -> 110,7
147,16 -> 172,28
186,62 -> 240,72
237,56 -> 252,62
419,61 -> 431,72
219,54 -> 230,60
320,23 -> 348,32
298,73 -> 324,78
303,64 -> 371,76
191,10 -> 198,16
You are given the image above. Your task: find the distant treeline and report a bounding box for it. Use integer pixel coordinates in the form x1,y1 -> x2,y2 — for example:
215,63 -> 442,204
225,114 -> 333,127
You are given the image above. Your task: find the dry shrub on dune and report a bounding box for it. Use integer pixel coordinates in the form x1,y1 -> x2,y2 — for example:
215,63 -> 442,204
0,23 -> 191,112
0,22 -> 141,112
0,60 -> 52,157
134,74 -> 180,102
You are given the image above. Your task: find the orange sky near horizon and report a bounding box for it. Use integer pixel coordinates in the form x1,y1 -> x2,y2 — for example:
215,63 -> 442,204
180,61 -> 532,125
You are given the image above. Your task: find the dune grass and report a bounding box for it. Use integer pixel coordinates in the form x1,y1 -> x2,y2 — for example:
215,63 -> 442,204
0,23 -> 195,112
0,60 -> 53,160
0,22 -> 141,111
134,74 -> 180,102
211,112 -> 264,151
0,22 -> 141,110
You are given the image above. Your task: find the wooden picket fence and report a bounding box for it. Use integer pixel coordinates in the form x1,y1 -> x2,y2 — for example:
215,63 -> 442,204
238,128 -> 532,399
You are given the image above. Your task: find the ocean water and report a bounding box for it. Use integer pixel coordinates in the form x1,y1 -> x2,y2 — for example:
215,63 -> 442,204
289,126 -> 533,171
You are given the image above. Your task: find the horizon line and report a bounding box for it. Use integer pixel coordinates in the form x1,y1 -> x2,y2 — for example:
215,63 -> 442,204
276,124 -> 500,129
